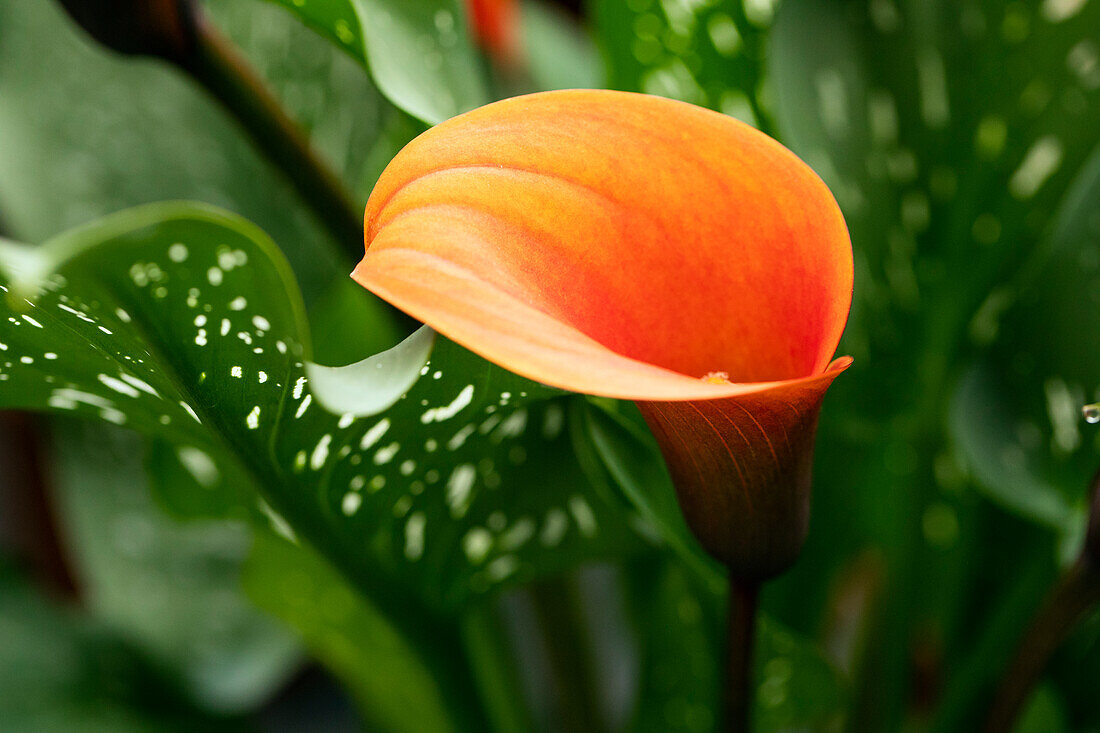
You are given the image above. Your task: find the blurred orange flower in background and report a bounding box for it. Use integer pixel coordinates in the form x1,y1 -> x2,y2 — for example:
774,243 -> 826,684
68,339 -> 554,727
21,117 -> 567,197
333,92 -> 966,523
355,89 -> 853,578
465,0 -> 520,64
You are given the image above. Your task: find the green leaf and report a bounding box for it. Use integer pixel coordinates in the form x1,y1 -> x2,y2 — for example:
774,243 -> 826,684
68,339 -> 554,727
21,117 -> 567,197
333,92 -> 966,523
0,571 -> 240,732
261,0 -> 491,124
521,0 -> 605,91
950,365 -> 1083,535
48,419 -> 301,712
950,142 -> 1100,539
0,201 -> 635,613
576,398 -> 723,590
0,0 -> 385,302
309,274 -> 408,365
1015,684 -> 1069,733
258,0 -> 367,60
242,529 -> 456,733
592,0 -> 772,128
771,0 -> 1100,369
145,435 -> 257,520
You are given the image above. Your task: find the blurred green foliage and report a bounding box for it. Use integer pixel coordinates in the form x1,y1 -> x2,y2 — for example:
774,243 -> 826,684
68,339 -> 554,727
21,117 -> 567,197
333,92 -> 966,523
0,0 -> 1098,731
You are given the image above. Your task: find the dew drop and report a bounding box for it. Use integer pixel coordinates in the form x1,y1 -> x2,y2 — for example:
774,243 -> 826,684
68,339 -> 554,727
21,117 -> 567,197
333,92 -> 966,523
1083,403 -> 1100,424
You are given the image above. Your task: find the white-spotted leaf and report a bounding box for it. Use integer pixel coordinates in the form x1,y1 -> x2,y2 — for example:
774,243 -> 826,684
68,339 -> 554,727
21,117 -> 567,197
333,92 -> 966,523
259,0 -> 491,124
0,201 -> 636,614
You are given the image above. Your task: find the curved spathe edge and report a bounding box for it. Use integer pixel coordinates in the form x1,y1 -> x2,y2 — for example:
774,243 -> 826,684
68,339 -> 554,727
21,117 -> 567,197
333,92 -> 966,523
354,252 -> 852,403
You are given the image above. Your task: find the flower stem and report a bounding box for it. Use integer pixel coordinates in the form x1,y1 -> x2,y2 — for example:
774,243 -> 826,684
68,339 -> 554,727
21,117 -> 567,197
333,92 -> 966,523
725,578 -> 760,733
983,557 -> 1100,732
179,14 -> 364,261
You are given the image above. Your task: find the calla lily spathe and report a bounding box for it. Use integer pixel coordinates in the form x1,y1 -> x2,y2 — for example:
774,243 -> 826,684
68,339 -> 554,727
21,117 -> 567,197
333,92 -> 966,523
354,89 -> 853,578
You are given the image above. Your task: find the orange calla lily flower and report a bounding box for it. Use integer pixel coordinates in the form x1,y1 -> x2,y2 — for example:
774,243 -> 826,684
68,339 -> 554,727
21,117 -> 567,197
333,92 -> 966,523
465,0 -> 519,65
354,89 -> 853,579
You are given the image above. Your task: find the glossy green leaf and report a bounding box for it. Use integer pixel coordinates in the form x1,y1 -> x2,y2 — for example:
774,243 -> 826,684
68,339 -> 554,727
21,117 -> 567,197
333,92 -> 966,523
49,420 -> 300,712
0,571 -> 240,732
950,142 -> 1100,541
261,0 -> 491,124
241,529 -> 455,733
577,398 -> 723,590
593,0 -> 773,128
0,202 -> 634,613
771,0 -> 1100,370
0,0 -> 385,301
521,0 -> 604,91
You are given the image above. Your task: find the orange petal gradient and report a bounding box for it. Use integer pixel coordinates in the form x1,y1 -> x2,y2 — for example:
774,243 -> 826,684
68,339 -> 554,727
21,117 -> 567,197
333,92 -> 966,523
355,89 -> 853,403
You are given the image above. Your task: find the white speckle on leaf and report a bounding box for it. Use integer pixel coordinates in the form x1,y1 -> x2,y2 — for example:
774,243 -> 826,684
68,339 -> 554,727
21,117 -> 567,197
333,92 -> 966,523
500,517 -> 536,551
916,48 -> 950,128
341,492 -> 362,516
98,374 -> 140,398
404,512 -> 426,560
448,424 -> 476,450
486,555 -> 520,581
180,401 -> 202,423
258,499 -> 296,543
246,405 -> 261,430
542,404 -> 565,439
494,409 -> 528,442
373,442 -> 400,465
311,434 -> 332,470
463,528 -> 493,564
446,464 -> 477,518
168,243 -> 189,262
177,446 -> 219,487
421,384 -> 475,423
360,418 -> 391,449
540,509 -> 569,547
1010,136 -> 1063,199
568,496 -> 598,537
1042,0 -> 1087,22
392,496 -> 413,517
58,303 -> 91,321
